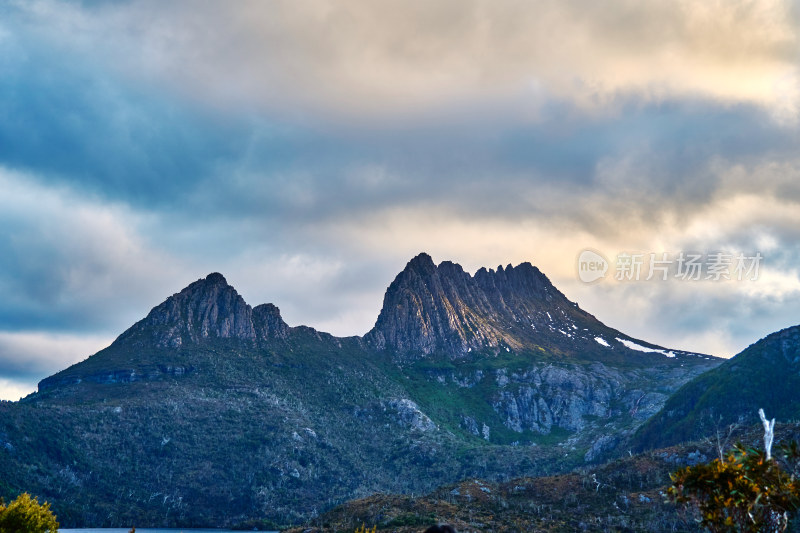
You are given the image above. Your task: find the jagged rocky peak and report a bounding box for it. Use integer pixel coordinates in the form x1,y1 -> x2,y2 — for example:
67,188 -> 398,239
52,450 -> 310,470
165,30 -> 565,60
405,251 -> 438,274
365,253 -> 571,359
204,272 -> 227,284
475,261 -> 553,298
117,273 -> 289,348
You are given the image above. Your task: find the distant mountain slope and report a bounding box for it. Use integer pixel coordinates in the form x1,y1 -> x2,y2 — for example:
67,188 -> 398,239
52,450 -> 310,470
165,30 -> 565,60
632,324 -> 800,451
0,254 -> 720,527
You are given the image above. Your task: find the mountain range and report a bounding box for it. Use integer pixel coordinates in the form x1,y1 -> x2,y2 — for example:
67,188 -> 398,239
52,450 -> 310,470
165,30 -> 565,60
0,253 -> 735,527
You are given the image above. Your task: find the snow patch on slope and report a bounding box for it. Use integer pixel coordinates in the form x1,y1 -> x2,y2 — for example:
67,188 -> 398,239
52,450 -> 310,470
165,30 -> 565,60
616,337 -> 676,358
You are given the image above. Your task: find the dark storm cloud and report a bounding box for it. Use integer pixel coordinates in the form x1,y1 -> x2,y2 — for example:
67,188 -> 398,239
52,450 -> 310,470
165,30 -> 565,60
2,2 -> 798,237
0,169 -> 184,333
0,30 -> 243,207
151,97 -> 799,241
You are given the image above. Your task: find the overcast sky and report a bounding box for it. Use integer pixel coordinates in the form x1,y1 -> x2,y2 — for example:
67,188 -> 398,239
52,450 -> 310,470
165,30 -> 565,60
1,0 -> 799,400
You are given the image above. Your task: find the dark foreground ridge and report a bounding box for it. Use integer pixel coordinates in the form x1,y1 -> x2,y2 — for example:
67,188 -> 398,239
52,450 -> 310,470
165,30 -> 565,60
0,254 -> 720,527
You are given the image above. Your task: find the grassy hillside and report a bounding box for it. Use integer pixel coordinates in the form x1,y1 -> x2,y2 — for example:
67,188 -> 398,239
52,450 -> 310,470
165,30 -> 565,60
632,325 -> 800,451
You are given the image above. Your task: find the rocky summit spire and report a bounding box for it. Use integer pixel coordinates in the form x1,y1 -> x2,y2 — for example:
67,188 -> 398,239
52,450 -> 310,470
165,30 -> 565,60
115,273 -> 289,348
404,252 -> 437,274
364,253 -> 584,360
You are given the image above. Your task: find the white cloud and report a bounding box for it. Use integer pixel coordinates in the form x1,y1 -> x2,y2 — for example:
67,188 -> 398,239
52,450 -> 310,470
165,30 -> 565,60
0,331 -> 113,400
0,331 -> 112,376
0,378 -> 38,402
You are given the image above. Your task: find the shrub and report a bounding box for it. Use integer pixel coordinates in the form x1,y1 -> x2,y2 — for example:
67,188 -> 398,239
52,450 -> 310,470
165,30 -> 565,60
0,493 -> 59,533
668,442 -> 800,532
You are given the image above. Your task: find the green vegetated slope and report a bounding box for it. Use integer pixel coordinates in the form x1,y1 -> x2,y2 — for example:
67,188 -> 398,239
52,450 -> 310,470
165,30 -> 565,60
0,255 -> 720,527
0,337 -> 605,527
290,422 -> 800,533
633,324 -> 800,452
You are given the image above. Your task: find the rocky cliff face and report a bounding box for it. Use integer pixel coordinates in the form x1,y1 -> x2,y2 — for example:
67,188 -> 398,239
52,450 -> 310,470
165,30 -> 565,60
365,253 -> 708,366
492,365 -> 618,434
364,253 -> 512,355
364,252 -> 586,357
116,273 -> 289,349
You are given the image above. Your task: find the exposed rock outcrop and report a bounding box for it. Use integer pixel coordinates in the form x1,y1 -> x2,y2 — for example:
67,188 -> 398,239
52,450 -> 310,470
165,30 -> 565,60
492,364 -> 616,434
388,398 -> 437,432
38,364 -> 193,391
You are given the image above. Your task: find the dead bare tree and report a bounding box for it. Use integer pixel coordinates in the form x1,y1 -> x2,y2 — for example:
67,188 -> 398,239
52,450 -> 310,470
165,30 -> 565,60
759,408 -> 775,461
703,411 -> 740,461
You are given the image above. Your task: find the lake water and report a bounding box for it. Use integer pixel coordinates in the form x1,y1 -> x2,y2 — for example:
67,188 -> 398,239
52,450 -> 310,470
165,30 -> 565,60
61,530 -> 278,533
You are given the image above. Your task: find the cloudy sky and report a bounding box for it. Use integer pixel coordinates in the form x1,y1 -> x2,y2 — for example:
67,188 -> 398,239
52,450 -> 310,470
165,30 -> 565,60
1,0 -> 799,400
